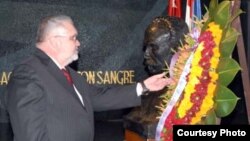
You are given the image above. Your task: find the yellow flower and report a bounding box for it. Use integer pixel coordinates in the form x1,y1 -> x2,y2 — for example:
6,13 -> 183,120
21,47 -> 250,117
191,93 -> 215,124
190,66 -> 203,76
213,47 -> 220,58
210,57 -> 219,69
207,22 -> 223,45
192,50 -> 202,66
178,98 -> 193,118
191,82 -> 217,124
207,82 -> 216,95
177,76 -> 199,118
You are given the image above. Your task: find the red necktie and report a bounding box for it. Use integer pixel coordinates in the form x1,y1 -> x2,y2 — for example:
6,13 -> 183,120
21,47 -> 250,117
61,69 -> 73,85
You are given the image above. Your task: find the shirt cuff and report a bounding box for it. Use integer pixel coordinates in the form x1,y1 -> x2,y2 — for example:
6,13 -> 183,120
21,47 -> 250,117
136,82 -> 143,96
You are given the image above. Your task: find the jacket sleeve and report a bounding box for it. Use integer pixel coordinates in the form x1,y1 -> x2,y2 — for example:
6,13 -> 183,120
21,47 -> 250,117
7,64 -> 49,141
87,83 -> 141,112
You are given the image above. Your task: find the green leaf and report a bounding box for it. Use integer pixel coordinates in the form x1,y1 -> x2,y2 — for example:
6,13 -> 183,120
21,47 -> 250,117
214,1 -> 230,28
209,0 -> 218,19
204,110 -> 217,124
220,27 -> 240,57
217,58 -> 241,86
214,84 -> 240,117
202,0 -> 218,32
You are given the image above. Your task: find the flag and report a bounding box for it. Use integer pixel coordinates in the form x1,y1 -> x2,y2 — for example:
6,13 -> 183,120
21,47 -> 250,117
185,0 -> 194,30
167,0 -> 182,17
193,0 -> 202,20
185,0 -> 202,30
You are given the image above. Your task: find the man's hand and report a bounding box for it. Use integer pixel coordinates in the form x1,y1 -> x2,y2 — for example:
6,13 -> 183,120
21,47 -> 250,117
143,72 -> 174,92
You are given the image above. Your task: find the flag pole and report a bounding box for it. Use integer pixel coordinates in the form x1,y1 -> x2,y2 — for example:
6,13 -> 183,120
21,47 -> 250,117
231,0 -> 250,124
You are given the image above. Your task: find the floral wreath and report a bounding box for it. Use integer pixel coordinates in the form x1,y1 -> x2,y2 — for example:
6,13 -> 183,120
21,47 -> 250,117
155,1 -> 243,141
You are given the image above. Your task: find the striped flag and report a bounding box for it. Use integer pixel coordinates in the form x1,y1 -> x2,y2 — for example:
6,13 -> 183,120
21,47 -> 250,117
193,0 -> 202,20
185,0 -> 202,30
185,0 -> 194,30
167,0 -> 182,17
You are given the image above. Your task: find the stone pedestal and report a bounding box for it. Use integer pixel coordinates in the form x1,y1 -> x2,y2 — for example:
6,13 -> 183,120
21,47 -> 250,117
123,92 -> 163,141
124,116 -> 157,141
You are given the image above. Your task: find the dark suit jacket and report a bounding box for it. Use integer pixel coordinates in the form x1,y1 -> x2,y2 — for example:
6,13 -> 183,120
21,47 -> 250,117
6,49 -> 141,141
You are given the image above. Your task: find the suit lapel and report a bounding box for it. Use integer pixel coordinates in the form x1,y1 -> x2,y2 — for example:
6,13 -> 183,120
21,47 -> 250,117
69,68 -> 91,113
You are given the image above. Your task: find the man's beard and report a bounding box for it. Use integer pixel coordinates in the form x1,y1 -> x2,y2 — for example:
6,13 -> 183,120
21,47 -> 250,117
71,52 -> 79,61
65,50 -> 79,66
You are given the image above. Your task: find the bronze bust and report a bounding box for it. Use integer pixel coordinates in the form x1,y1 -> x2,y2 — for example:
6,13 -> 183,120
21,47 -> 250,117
124,16 -> 188,139
143,16 -> 189,75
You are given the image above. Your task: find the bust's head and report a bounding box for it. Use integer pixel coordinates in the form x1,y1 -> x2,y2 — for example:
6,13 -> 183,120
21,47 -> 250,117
143,16 -> 188,75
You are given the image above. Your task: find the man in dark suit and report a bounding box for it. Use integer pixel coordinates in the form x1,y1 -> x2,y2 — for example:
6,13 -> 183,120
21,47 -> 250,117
6,15 -> 172,141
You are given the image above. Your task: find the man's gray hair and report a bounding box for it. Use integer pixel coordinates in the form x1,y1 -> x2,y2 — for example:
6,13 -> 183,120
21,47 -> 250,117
36,15 -> 73,43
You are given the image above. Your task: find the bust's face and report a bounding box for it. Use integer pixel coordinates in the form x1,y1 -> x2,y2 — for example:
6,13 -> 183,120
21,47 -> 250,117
144,32 -> 172,75
143,17 -> 188,75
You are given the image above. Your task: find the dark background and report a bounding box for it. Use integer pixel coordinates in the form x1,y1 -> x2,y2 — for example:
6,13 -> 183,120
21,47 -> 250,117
0,0 -> 249,141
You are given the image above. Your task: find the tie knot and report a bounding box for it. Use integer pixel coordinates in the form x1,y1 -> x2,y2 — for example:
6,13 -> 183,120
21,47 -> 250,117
61,69 -> 73,85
